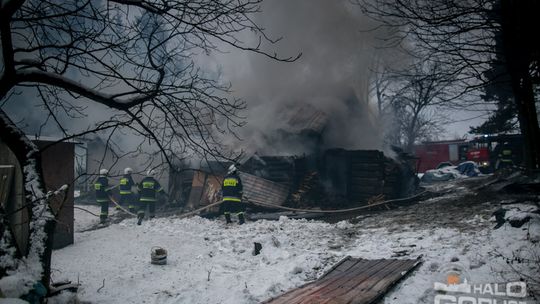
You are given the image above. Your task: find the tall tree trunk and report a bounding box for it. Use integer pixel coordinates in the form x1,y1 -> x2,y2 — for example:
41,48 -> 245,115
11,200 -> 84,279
513,74 -> 540,170
0,109 -> 55,297
405,110 -> 420,153
501,0 -> 540,171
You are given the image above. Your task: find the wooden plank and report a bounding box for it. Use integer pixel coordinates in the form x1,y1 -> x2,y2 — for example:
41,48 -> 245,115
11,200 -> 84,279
284,260 -> 388,304
271,259 -> 382,304
292,260 -> 374,303
316,260 -> 398,302
296,259 -> 391,304
348,260 -> 420,304
240,172 -> 290,206
0,165 -> 15,206
320,257 -> 357,278
330,259 -> 408,303
263,257 -> 421,304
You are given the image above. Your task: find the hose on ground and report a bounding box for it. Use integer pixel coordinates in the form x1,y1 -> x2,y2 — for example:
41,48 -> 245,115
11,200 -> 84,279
244,190 -> 430,214
74,190 -> 431,220
73,206 -> 100,217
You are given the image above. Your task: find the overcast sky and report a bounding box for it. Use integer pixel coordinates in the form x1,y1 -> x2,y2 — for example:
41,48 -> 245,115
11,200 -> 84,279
3,0 -> 492,148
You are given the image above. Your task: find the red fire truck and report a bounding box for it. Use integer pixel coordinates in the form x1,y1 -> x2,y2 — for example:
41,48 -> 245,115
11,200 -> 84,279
414,139 -> 469,173
414,134 -> 523,173
466,134 -> 523,172
465,136 -> 492,169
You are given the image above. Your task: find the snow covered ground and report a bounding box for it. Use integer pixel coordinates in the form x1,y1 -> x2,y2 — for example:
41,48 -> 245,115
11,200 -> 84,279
52,178 -> 540,303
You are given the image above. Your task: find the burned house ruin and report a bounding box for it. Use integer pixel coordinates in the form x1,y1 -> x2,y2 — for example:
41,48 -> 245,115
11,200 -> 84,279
168,103 -> 419,213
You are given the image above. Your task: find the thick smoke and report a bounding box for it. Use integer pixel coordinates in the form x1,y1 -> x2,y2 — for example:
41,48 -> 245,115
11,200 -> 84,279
212,0 -> 388,156
4,0 -> 393,165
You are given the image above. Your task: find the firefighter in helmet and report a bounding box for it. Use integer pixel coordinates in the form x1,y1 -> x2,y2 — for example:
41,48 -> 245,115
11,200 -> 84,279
496,142 -> 514,170
119,167 -> 137,213
94,168 -> 113,223
222,164 -> 245,225
137,169 -> 164,225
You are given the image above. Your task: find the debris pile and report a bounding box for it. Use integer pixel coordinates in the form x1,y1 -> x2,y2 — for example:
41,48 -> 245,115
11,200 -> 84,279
168,147 -> 419,215
289,171 -> 329,208
164,104 -> 420,214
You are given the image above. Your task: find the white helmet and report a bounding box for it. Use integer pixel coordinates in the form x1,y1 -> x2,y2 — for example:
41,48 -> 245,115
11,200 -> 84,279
124,167 -> 133,174
227,164 -> 237,175
147,169 -> 155,177
99,168 -> 109,176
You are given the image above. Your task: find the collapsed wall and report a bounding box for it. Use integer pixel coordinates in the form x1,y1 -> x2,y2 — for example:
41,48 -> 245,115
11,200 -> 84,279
168,147 -> 418,212
321,149 -> 418,205
241,149 -> 418,209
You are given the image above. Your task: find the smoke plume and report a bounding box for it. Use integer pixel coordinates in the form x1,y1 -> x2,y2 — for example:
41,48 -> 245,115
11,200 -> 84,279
211,0 -> 388,156
4,0 -> 393,164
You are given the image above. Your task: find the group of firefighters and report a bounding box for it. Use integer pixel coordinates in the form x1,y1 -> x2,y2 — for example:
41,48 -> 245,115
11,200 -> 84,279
94,167 -> 165,225
94,164 -> 246,225
94,141 -> 516,225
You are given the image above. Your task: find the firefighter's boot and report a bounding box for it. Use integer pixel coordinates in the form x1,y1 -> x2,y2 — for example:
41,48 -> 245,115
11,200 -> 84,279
225,213 -> 232,224
238,213 -> 245,225
100,211 -> 108,224
137,213 -> 144,225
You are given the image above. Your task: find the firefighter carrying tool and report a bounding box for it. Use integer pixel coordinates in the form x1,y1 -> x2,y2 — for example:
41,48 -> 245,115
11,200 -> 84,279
222,164 -> 245,225
94,168 -> 114,224
137,170 -> 165,225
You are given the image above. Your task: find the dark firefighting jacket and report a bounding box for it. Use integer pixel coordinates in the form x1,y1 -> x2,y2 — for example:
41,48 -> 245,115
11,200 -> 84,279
138,176 -> 163,202
94,176 -> 112,203
119,174 -> 135,195
222,173 -> 243,202
499,148 -> 513,163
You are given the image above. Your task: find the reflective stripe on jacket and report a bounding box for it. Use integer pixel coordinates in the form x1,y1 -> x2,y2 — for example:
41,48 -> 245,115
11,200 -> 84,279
138,177 -> 163,202
119,174 -> 135,195
499,148 -> 513,162
222,174 -> 243,202
95,176 -> 111,202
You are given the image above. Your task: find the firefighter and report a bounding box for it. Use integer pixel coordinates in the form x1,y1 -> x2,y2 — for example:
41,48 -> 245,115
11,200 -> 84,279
119,167 -> 137,213
137,169 -> 164,225
94,168 -> 113,223
222,164 -> 245,225
496,142 -> 514,170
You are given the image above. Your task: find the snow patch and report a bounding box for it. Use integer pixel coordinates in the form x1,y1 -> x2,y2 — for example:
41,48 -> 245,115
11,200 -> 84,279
51,189 -> 540,303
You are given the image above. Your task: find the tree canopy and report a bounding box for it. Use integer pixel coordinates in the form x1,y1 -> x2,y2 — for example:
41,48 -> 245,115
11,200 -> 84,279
357,0 -> 540,169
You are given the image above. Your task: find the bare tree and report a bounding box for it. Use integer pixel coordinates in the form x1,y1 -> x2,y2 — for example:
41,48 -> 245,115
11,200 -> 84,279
0,0 -> 297,298
356,0 -> 540,170
370,59 -> 456,152
370,57 -> 394,117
